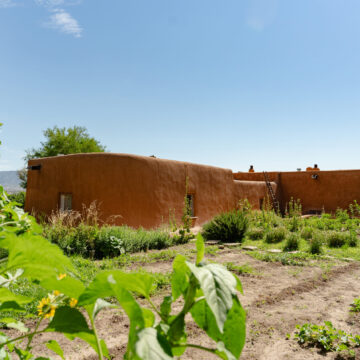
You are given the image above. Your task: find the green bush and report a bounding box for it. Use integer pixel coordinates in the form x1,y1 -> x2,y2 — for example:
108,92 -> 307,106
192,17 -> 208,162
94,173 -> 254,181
44,223 -> 175,258
8,191 -> 26,209
348,231 -> 358,247
326,231 -> 347,248
202,210 -> 249,243
247,227 -> 264,240
264,227 -> 287,244
95,226 -> 173,257
283,233 -> 300,252
300,226 -> 313,240
308,233 -> 323,254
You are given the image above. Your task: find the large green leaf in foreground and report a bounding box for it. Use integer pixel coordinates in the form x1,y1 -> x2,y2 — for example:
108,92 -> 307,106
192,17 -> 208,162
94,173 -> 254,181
185,262 -> 237,332
0,233 -> 74,280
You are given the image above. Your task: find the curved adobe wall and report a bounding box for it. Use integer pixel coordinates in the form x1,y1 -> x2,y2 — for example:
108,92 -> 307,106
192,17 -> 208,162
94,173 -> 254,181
234,170 -> 360,213
25,153 -> 243,228
233,180 -> 275,209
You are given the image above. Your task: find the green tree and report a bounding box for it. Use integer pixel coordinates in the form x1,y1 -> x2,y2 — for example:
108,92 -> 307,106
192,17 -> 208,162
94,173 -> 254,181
25,125 -> 106,160
20,126 -> 106,188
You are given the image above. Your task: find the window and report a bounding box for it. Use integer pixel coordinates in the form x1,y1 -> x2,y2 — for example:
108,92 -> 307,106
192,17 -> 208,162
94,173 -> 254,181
259,198 -> 264,210
60,193 -> 72,211
186,194 -> 195,217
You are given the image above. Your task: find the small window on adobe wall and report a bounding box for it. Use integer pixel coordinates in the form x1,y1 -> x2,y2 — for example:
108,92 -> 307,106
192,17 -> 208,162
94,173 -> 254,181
259,198 -> 264,210
186,194 -> 195,217
60,193 -> 72,211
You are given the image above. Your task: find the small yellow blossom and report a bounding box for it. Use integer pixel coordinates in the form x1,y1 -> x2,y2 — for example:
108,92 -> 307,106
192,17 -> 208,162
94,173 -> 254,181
69,298 -> 78,308
57,273 -> 67,280
53,290 -> 61,296
37,297 -> 56,318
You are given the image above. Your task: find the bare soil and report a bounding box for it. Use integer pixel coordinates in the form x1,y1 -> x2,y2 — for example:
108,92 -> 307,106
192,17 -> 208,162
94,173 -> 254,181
8,244 -> 360,360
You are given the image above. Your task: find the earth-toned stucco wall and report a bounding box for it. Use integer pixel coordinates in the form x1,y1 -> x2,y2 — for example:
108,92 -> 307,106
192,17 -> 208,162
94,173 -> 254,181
25,153 -> 270,228
234,170 -> 360,213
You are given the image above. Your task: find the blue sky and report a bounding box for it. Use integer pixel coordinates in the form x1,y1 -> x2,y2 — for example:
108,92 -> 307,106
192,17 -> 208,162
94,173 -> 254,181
1,0 -> 359,172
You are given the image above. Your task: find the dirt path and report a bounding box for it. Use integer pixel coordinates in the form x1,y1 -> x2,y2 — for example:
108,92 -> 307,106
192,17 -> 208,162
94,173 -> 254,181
9,247 -> 360,359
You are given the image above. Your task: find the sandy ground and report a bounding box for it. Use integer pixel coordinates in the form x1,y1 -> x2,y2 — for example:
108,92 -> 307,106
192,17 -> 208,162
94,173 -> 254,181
5,245 -> 360,360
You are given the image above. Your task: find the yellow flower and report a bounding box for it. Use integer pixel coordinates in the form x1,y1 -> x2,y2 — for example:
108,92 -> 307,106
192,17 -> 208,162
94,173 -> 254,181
57,273 -> 67,280
53,290 -> 61,296
37,297 -> 57,318
48,306 -> 56,318
69,298 -> 78,308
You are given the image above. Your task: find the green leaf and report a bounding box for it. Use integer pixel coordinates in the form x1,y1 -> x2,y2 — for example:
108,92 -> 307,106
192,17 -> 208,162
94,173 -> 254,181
216,341 -> 237,360
190,299 -> 221,341
45,307 -> 99,355
92,298 -> 116,319
196,233 -> 205,265
78,270 -> 155,305
0,288 -> 31,308
135,328 -> 173,360
0,301 -> 25,312
160,296 -> 172,321
40,275 -> 85,299
171,255 -> 189,300
141,308 -> 155,328
0,233 -> 74,281
0,318 -> 28,333
100,339 -> 110,360
233,274 -> 243,295
46,340 -> 64,360
185,262 -> 237,332
222,298 -> 246,358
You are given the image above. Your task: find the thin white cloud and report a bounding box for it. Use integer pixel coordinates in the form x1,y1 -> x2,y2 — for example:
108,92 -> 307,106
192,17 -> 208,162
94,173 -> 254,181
35,0 -> 64,7
246,0 -> 278,32
0,0 -> 16,8
47,8 -> 82,38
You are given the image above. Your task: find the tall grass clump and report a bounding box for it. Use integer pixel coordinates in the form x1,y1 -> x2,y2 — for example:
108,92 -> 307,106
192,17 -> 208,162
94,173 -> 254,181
309,233 -> 323,254
247,227 -> 264,240
202,210 -> 248,243
283,233 -> 300,252
326,231 -> 347,248
300,226 -> 314,240
347,231 -> 358,247
43,202 -> 175,258
264,226 -> 287,244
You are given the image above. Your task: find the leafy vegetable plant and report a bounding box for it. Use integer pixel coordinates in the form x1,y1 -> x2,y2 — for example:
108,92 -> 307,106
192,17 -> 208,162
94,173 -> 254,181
294,321 -> 360,356
0,186 -> 246,359
350,298 -> 360,313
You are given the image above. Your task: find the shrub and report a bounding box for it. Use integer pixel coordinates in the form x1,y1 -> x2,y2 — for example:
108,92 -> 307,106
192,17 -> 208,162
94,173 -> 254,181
8,191 -> 26,209
283,233 -> 300,252
45,223 -> 175,259
335,208 -> 350,223
202,210 -> 248,243
309,235 -> 323,254
264,227 -> 287,244
347,231 -> 358,247
326,231 -> 347,248
95,226 -> 173,258
300,226 -> 313,240
247,227 -> 264,240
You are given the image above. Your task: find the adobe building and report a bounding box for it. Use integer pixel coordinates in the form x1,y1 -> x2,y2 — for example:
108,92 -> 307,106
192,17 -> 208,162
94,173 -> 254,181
25,153 -> 360,229
25,153 -> 273,228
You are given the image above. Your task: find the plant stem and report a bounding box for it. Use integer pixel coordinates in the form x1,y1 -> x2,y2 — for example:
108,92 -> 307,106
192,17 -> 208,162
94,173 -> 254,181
147,298 -> 165,321
26,317 -> 43,350
174,343 -> 217,355
0,331 -> 44,348
90,314 -> 104,360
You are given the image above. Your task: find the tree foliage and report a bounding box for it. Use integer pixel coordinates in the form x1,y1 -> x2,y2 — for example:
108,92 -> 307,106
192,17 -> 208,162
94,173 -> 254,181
19,126 -> 106,189
25,125 -> 106,161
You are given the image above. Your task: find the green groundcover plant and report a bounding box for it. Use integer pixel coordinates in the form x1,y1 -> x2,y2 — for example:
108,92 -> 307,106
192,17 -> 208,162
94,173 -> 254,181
0,186 -> 246,359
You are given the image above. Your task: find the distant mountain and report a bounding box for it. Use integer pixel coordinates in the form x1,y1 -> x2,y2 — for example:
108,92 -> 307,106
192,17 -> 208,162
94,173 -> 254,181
0,171 -> 23,193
